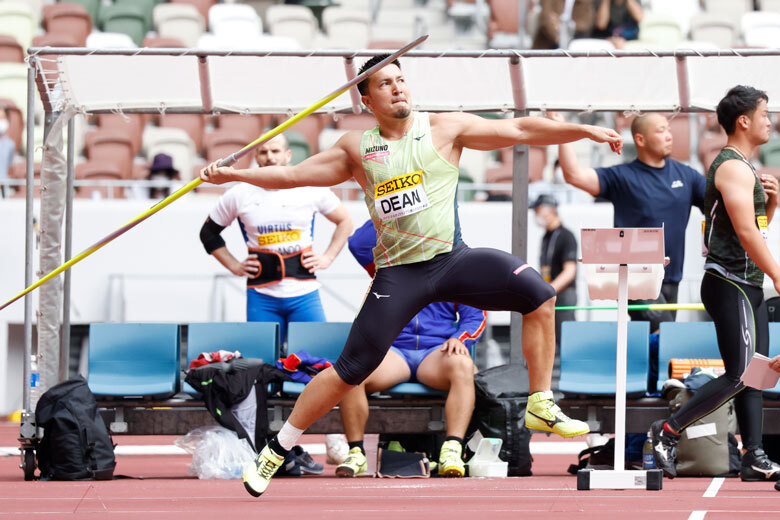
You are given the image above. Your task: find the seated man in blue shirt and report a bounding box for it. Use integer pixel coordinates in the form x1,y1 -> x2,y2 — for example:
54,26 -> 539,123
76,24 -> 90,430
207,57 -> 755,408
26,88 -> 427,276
336,220 -> 486,479
549,111 -> 705,332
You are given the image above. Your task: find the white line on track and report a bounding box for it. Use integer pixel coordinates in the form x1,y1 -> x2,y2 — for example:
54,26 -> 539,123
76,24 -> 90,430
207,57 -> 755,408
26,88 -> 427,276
688,511 -> 707,520
703,477 -> 724,498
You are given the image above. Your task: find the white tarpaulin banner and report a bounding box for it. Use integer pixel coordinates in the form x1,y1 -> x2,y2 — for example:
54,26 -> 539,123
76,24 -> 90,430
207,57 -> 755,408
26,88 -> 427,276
522,57 -> 679,111
60,55 -> 203,112
50,51 -> 780,115
208,56 -> 352,114
687,56 -> 780,111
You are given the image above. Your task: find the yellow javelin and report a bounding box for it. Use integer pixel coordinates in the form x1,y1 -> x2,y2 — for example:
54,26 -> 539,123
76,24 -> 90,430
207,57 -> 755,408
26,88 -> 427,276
0,36 -> 428,312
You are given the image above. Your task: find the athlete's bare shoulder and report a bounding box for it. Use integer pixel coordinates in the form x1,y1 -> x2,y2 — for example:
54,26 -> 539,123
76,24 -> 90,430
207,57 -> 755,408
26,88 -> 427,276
429,112 -> 480,139
333,130 -> 364,156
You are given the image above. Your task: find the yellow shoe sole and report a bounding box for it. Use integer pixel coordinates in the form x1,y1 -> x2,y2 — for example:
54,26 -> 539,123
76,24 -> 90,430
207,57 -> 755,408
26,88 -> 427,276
439,465 -> 465,477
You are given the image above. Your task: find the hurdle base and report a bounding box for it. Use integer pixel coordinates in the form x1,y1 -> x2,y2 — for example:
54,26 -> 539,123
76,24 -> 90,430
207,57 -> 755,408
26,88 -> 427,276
577,468 -> 663,490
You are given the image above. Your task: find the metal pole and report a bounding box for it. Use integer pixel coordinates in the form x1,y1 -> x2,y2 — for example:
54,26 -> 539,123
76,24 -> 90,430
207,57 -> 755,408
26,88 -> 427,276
344,57 -> 362,114
60,117 -> 75,382
509,56 -> 529,365
197,56 -> 213,113
509,56 -> 529,363
675,55 -> 690,112
613,264 -> 629,472
20,65 -> 36,438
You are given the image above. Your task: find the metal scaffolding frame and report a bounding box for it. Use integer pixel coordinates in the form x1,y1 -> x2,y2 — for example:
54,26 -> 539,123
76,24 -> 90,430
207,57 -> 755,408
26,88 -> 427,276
16,46 -> 780,463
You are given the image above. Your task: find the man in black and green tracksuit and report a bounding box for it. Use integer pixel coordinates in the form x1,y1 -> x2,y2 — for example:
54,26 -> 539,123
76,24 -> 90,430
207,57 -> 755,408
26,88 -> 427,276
651,85 -> 780,482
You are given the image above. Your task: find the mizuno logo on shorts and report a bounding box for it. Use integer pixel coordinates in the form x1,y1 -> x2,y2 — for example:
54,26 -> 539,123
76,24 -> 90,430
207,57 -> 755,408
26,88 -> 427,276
372,292 -> 390,299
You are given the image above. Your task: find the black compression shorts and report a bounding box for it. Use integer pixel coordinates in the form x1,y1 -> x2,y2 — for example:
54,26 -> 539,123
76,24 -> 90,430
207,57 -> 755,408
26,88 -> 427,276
333,243 -> 555,385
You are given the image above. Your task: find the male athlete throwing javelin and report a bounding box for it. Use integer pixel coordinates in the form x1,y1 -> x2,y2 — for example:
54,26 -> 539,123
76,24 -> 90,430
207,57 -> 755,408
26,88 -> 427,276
201,55 -> 623,497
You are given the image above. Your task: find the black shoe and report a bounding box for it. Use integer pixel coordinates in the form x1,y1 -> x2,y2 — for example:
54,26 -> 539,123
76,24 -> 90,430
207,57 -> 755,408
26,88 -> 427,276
740,449 -> 780,482
277,445 -> 324,476
650,419 -> 679,479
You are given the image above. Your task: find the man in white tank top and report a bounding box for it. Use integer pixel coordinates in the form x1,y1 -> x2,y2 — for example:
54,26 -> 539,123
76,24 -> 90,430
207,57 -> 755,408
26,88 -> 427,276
198,133 -> 353,343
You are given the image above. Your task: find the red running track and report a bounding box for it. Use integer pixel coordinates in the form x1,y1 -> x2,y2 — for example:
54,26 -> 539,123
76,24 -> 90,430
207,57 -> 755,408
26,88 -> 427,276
1,423 -> 778,520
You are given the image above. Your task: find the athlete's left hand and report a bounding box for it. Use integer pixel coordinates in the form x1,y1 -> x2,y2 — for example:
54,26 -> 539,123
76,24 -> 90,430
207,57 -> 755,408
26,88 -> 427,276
586,125 -> 623,155
301,250 -> 333,273
761,172 -> 778,204
439,338 -> 469,357
770,355 -> 780,373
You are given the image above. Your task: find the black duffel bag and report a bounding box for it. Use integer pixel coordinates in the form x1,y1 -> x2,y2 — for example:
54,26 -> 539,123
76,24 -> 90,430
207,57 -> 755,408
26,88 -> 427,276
467,363 -> 533,476
36,377 -> 116,480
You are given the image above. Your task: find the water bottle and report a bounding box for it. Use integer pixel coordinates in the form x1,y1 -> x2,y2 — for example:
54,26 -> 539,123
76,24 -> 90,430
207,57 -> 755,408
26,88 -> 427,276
642,429 -> 656,469
29,355 -> 40,413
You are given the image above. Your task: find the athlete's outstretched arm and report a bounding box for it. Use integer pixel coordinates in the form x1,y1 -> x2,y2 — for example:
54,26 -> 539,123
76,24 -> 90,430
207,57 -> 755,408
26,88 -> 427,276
717,160 -> 780,291
201,135 -> 356,188
547,111 -> 602,197
446,112 -> 623,153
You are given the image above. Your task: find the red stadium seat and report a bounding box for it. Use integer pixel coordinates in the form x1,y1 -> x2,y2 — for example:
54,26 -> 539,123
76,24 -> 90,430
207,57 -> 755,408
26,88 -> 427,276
214,114 -> 265,141
9,161 -> 41,179
667,113 -> 691,163
75,160 -> 124,199
42,3 -> 93,46
273,114 -> 324,155
95,113 -> 145,156
158,113 -> 206,153
141,36 -> 186,48
203,128 -> 253,170
697,130 -> 728,172
84,128 -> 135,179
0,35 -> 24,63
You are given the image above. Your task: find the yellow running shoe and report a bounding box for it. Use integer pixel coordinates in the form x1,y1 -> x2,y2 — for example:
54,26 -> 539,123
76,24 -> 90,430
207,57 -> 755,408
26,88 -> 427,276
525,390 -> 590,438
243,444 -> 285,497
438,440 -> 465,477
335,447 -> 367,477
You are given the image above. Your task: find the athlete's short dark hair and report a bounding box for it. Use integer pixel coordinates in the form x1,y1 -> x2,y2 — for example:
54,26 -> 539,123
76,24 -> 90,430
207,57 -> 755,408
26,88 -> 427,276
357,54 -> 401,96
716,85 -> 768,135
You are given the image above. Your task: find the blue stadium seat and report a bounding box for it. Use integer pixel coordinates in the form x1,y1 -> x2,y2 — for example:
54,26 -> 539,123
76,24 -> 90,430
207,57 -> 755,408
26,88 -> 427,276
766,322 -> 780,397
282,321 -> 351,395
88,323 -> 180,399
559,321 -> 650,398
657,321 -> 719,392
183,321 -> 280,395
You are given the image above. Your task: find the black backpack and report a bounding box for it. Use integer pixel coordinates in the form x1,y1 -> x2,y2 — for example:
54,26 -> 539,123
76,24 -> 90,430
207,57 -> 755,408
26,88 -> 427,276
467,364 -> 533,476
35,377 -> 116,480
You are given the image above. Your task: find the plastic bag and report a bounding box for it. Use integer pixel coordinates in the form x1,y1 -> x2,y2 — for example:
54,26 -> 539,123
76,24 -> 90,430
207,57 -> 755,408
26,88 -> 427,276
325,433 -> 348,465
174,426 -> 256,479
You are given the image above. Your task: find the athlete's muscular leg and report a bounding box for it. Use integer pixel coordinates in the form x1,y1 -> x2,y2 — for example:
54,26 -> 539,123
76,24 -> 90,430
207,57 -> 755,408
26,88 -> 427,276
286,367 -> 354,430
520,295 -> 556,393
433,246 -> 557,393
339,350 -> 411,442
290,264 -> 430,431
416,349 -> 476,438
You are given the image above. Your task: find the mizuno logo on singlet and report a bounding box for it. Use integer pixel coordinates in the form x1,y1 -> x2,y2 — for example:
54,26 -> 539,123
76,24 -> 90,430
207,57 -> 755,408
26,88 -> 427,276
364,144 -> 388,154
414,134 -> 425,141
372,292 -> 390,299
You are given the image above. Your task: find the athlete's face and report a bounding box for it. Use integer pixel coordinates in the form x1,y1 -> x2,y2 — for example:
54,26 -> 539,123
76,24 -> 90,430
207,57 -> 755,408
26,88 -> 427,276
635,114 -> 672,159
255,134 -> 292,167
743,99 -> 771,145
362,64 -> 412,119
